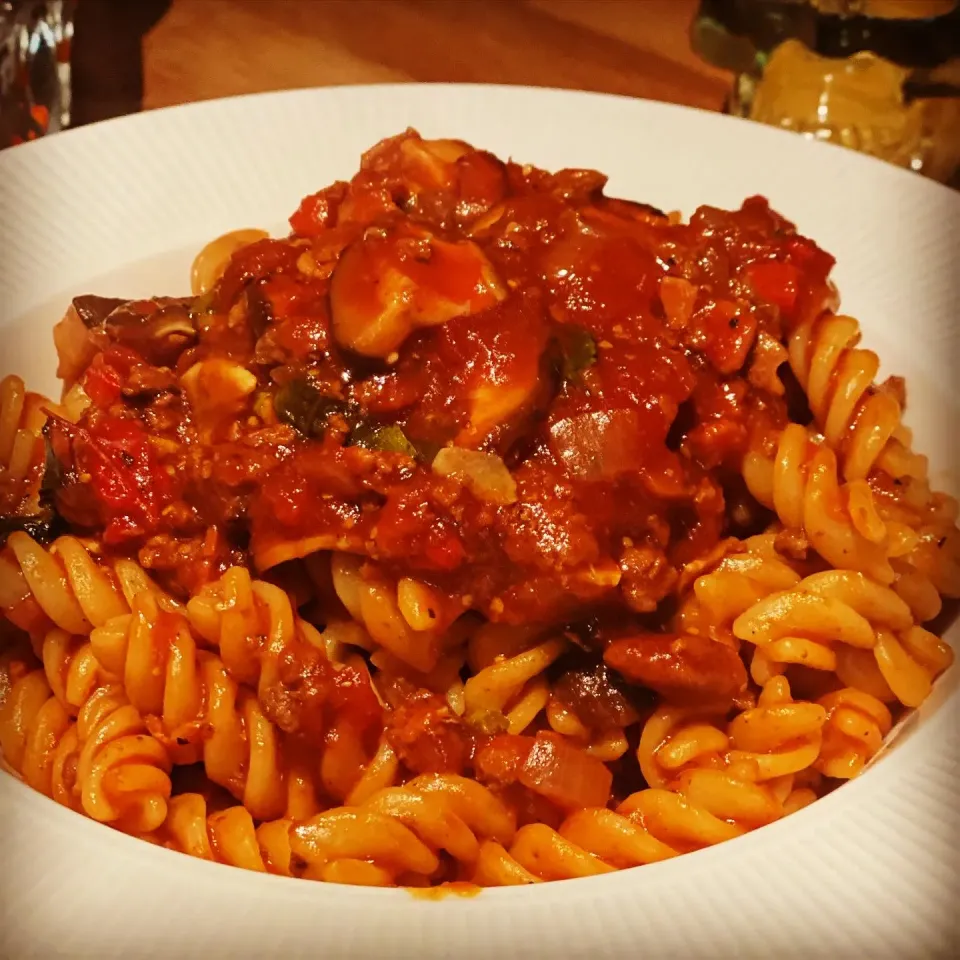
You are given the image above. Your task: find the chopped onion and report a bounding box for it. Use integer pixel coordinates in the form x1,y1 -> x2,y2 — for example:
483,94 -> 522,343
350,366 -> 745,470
548,408 -> 644,481
518,734 -> 613,811
432,447 -> 517,505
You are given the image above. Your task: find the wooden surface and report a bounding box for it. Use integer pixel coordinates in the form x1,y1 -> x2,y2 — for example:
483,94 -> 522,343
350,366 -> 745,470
143,0 -> 730,113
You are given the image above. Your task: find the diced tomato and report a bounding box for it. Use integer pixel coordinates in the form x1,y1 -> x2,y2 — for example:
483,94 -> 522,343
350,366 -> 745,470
30,104 -> 50,132
744,260 -> 800,314
80,346 -> 147,409
423,527 -> 466,571
289,182 -> 348,236
474,734 -> 535,784
101,345 -> 143,374
82,361 -> 122,408
787,236 -> 835,276
374,486 -> 467,572
72,414 -> 174,545
659,276 -> 698,329
328,662 -> 383,732
684,418 -> 748,469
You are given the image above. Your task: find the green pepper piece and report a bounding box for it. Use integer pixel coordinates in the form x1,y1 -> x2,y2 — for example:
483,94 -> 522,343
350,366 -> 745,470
350,422 -> 418,458
466,710 -> 510,736
274,378 -> 351,438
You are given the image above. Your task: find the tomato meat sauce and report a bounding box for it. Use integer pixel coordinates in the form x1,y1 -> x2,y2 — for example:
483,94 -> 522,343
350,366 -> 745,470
40,130 -> 838,785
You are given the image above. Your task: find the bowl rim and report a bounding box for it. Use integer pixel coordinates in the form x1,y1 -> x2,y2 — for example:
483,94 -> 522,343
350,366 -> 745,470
1,82 -> 957,959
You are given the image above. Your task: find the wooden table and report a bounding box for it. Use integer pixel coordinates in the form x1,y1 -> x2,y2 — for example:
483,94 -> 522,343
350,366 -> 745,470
143,0 -> 729,113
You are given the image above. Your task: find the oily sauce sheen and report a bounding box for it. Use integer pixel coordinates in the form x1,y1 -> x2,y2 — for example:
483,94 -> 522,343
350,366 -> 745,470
47,131 -> 836,632
6,129 -> 953,893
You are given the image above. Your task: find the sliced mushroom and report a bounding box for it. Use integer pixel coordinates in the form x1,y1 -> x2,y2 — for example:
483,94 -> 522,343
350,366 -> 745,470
399,137 -> 472,191
329,229 -> 506,358
71,295 -> 129,328
103,298 -> 197,368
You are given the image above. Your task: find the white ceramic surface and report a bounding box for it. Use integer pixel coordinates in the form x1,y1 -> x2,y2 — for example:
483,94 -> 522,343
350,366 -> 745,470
0,84 -> 958,960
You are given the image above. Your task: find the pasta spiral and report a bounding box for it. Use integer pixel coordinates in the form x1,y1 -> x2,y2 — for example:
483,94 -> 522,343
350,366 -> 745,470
90,590 -> 289,820
289,772 -> 517,886
815,687 -> 892,779
638,680 -> 823,795
73,683 -> 173,833
733,569 -> 953,707
463,622 -> 567,736
0,531 -> 167,641
0,374 -> 49,514
743,424 -> 903,584
189,563 -> 376,706
187,565 -> 389,805
691,534 -> 804,635
0,643 -> 173,834
330,553 -> 460,674
787,313 -> 960,612
787,313 -> 920,484
889,517 -> 960,621
472,781 -> 795,886
474,678 -> 827,886
158,792 -> 295,876
0,658 -> 78,807
40,628 -> 102,715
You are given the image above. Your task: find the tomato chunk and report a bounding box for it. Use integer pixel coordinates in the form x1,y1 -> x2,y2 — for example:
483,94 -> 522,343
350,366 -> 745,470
72,414 -> 174,544
744,261 -> 800,314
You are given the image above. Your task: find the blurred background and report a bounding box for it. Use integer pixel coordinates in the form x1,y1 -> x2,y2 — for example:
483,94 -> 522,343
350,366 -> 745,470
2,0 -> 958,183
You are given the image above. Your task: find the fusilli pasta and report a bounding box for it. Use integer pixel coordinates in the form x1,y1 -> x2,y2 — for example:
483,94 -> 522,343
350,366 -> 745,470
91,591 -> 289,820
787,312 -> 960,611
0,531 -> 166,640
0,374 -> 49,515
743,423 -> 901,584
330,554 -> 461,674
788,313 -> 917,484
1,131 -> 956,896
733,570 -> 953,707
0,644 -> 173,834
159,792 -> 294,875
290,772 -> 516,886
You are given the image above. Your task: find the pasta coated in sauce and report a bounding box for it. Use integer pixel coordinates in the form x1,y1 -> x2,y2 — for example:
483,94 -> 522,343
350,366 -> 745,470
0,130 -> 955,890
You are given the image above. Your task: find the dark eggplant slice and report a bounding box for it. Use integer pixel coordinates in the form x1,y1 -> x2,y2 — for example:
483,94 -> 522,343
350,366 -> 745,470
71,295 -> 129,329
102,298 -> 197,367
557,324 -> 597,385
0,509 -> 65,546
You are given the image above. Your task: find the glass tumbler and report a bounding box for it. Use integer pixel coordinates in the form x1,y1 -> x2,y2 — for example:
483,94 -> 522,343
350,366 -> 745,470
0,0 -> 75,149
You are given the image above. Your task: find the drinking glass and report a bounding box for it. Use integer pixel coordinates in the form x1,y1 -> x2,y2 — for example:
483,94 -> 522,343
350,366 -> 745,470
0,0 -> 75,148
692,0 -> 960,184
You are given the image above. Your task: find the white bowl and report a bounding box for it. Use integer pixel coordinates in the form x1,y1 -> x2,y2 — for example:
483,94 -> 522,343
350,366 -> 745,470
1,84 -> 958,960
